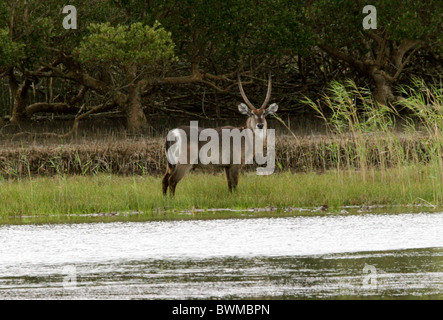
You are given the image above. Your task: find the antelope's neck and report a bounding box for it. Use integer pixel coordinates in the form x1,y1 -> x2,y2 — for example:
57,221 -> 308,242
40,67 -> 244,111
245,118 -> 268,148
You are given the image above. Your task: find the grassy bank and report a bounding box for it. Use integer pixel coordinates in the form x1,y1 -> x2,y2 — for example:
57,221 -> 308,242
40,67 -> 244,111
0,165 -> 441,223
0,79 -> 441,224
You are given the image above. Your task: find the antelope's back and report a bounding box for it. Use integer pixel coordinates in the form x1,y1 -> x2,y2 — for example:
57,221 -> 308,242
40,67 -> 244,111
165,125 -> 254,167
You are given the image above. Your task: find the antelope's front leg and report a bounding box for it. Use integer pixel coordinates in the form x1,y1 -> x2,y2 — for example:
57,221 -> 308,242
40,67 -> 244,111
225,165 -> 241,192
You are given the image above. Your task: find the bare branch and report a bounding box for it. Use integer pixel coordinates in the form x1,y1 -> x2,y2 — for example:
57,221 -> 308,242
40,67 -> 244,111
25,102 -> 78,118
392,44 -> 421,81
319,44 -> 368,74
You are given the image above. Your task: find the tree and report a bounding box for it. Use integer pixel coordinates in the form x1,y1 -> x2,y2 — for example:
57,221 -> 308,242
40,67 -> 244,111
0,0 -> 92,125
0,28 -> 24,67
0,0 -> 440,134
308,0 -> 442,105
77,22 -> 176,132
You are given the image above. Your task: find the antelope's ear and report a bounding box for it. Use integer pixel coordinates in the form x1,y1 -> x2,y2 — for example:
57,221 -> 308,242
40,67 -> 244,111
265,103 -> 278,115
238,103 -> 252,115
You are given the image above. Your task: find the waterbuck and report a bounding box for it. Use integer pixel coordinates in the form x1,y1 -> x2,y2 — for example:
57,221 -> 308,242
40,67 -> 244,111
162,74 -> 278,196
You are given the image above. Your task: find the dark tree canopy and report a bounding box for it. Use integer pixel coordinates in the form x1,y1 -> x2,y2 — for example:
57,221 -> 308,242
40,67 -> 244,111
0,0 -> 441,133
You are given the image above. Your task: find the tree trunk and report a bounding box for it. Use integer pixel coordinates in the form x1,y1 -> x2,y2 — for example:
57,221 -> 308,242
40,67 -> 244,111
7,69 -> 18,116
10,78 -> 32,125
125,64 -> 148,133
319,39 -> 421,107
126,86 -> 148,133
370,69 -> 395,105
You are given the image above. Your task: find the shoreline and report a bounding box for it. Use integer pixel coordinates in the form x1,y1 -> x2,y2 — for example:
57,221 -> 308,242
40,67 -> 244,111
1,167 -> 441,225
2,205 -> 441,226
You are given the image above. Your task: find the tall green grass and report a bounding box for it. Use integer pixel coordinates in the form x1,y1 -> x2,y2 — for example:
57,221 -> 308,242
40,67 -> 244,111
0,166 -> 441,220
304,78 -> 442,185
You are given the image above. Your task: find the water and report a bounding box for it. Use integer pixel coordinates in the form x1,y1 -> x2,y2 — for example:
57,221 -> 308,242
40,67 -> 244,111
0,212 -> 442,299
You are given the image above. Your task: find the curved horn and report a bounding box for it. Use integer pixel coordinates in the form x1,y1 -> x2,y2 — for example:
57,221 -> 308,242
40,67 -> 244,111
238,73 -> 256,110
260,73 -> 272,109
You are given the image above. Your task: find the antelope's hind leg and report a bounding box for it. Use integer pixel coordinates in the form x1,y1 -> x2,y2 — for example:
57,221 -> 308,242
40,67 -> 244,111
224,167 -> 233,192
162,163 -> 174,195
168,164 -> 192,196
230,165 -> 241,191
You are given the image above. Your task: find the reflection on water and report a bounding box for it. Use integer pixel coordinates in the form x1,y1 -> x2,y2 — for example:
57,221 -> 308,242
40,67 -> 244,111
0,213 -> 442,299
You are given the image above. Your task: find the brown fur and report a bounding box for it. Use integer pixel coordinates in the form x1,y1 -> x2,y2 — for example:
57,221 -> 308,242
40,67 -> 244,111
163,75 -> 276,196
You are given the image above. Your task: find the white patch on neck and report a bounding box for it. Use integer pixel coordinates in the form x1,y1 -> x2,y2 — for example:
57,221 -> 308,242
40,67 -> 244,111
254,128 -> 266,143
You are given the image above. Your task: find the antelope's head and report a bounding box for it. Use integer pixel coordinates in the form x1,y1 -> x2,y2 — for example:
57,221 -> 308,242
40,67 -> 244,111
237,73 -> 278,131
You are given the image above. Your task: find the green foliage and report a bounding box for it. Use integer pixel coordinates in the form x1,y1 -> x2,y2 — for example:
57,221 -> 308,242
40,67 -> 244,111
21,17 -> 57,66
127,0 -> 311,68
309,0 -> 442,50
0,1 -> 63,67
0,0 -> 441,124
257,0 -> 313,56
78,22 -> 176,68
0,28 -> 25,67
